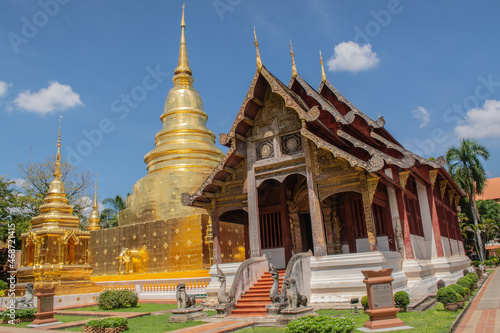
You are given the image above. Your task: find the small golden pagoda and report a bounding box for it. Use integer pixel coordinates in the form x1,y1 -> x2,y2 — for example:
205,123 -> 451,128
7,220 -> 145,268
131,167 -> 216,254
17,117 -> 98,295
118,4 -> 224,226
88,177 -> 101,231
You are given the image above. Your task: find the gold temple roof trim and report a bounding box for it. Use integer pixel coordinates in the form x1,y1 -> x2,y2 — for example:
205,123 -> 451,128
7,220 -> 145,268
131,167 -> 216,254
218,66 -> 319,147
254,27 -> 263,72
320,50 -> 326,83
290,40 -> 297,79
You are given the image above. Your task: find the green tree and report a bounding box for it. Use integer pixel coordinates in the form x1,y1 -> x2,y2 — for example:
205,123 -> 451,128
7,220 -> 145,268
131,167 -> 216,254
0,176 -> 33,249
100,195 -> 127,228
446,138 -> 490,261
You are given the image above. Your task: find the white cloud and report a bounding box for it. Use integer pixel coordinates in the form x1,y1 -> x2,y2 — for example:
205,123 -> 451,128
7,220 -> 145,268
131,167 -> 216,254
14,81 -> 83,114
327,41 -> 380,72
12,178 -> 28,190
0,81 -> 13,97
411,106 -> 431,128
454,99 -> 500,138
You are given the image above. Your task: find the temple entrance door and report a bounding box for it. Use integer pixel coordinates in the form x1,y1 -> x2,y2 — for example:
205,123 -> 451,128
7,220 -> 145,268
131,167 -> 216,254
299,213 -> 314,253
258,179 -> 292,269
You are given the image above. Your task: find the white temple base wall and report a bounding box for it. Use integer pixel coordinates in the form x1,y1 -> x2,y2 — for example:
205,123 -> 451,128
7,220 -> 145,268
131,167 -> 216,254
309,251 -> 405,307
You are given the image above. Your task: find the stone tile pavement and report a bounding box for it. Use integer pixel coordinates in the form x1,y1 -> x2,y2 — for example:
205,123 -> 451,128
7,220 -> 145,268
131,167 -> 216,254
455,267 -> 500,333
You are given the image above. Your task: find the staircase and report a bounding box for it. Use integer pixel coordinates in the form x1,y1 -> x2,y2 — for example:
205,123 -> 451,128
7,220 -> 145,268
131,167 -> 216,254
231,270 -> 285,317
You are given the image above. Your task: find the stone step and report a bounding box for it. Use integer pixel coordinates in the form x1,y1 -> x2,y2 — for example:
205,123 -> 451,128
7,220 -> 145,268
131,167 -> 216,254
238,296 -> 271,302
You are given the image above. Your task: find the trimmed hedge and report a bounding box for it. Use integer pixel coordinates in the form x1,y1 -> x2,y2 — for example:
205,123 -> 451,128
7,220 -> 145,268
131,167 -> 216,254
394,291 -> 410,310
436,286 -> 459,304
85,317 -> 128,329
285,315 -> 355,333
1,308 -> 36,321
361,296 -> 369,309
449,284 -> 466,297
457,277 -> 474,290
97,290 -> 138,310
466,272 -> 479,284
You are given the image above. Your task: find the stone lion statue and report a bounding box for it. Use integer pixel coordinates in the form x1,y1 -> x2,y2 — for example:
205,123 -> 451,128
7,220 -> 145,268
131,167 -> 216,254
284,278 -> 307,309
176,283 -> 196,309
16,283 -> 35,309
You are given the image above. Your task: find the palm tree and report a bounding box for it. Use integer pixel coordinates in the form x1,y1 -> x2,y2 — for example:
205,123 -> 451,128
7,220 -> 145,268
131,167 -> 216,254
100,194 -> 127,228
446,138 -> 490,261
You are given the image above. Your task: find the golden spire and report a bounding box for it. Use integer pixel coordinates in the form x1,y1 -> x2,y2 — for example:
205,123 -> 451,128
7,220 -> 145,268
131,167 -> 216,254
290,40 -> 297,79
254,27 -> 262,72
54,114 -> 62,179
31,116 -> 81,230
173,3 -> 193,87
320,50 -> 326,83
88,175 -> 101,231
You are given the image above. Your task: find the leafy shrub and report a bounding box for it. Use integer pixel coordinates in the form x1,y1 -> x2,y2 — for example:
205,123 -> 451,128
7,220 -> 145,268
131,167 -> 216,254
436,286 -> 459,304
466,272 -> 479,284
457,277 -> 474,290
464,287 -> 470,296
484,259 -> 493,267
1,308 -> 36,321
361,296 -> 369,309
449,284 -> 465,297
492,257 -> 499,264
0,280 -> 8,290
285,315 -> 355,333
394,291 -> 410,310
84,317 -> 128,329
470,260 -> 481,267
97,290 -> 138,310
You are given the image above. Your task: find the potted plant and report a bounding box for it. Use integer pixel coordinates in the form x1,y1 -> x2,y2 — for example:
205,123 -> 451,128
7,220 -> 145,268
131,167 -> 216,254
83,317 -> 128,333
393,291 -> 410,312
436,286 -> 459,312
361,296 -> 369,311
457,277 -> 474,291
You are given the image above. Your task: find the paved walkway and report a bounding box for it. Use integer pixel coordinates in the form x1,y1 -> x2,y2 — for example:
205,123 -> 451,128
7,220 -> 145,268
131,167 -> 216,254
456,268 -> 500,333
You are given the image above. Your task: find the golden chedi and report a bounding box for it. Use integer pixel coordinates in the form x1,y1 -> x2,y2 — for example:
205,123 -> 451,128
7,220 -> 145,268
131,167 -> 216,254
87,177 -> 101,231
118,5 -> 223,226
17,118 -> 99,295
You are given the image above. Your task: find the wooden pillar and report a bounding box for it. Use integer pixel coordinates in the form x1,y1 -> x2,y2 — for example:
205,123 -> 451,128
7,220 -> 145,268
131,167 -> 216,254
280,182 -> 292,263
303,138 -> 327,257
247,163 -> 261,258
321,199 -> 335,255
426,186 -> 444,257
395,190 -> 414,259
360,175 -> 379,252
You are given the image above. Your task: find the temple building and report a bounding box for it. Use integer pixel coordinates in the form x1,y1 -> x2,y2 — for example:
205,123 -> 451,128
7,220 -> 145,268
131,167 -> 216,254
182,34 -> 470,302
87,6 -> 245,277
17,118 -> 98,295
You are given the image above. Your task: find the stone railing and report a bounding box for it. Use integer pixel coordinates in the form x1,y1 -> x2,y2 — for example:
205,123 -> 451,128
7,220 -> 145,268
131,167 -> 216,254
95,277 -> 210,299
228,255 -> 268,303
279,250 -> 313,302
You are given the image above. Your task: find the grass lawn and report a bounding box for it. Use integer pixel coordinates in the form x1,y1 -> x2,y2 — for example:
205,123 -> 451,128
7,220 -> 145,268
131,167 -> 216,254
237,302 -> 468,333
62,303 -> 177,313
61,313 -> 208,332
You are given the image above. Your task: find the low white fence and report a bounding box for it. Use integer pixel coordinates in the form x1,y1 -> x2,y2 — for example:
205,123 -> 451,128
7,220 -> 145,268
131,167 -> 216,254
95,277 -> 210,299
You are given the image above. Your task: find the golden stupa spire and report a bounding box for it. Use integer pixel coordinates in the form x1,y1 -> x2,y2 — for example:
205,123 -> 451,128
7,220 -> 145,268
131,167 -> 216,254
88,175 -> 101,230
290,40 -> 297,78
254,27 -> 262,72
30,116 -> 80,230
320,50 -> 326,83
173,3 -> 193,87
54,114 -> 62,179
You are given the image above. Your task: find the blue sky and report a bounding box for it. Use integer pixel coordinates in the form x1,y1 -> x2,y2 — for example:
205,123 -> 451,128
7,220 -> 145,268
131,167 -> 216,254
1,0 -> 500,206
